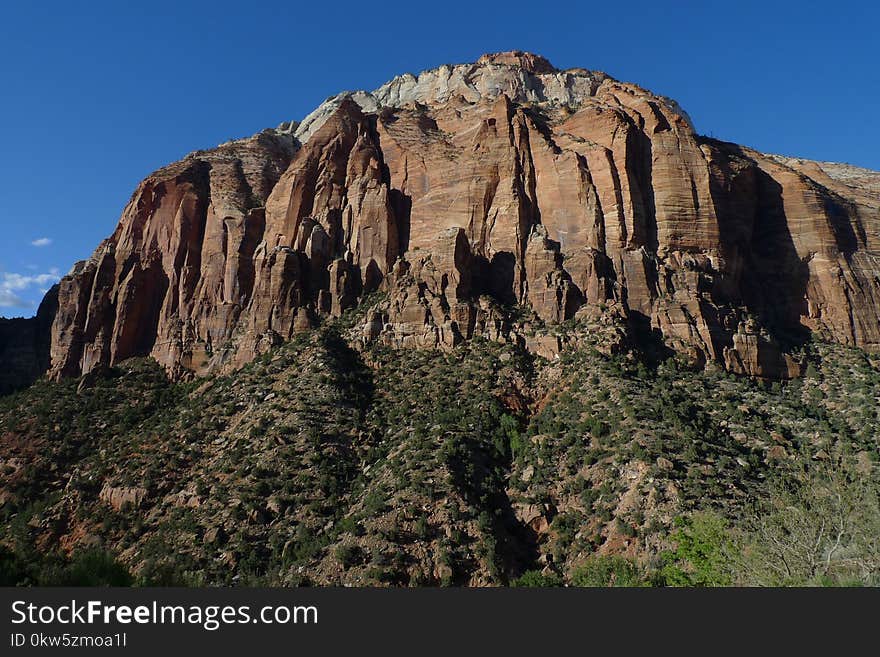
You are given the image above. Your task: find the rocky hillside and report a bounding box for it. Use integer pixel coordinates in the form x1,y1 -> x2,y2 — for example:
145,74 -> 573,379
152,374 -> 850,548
1,309 -> 878,586
11,50 -> 875,387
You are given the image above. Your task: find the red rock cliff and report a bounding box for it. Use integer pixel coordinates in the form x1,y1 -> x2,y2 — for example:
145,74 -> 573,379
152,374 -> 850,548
45,52 -> 880,380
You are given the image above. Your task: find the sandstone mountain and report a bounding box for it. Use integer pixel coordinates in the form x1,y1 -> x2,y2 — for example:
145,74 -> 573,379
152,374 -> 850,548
3,55 -> 880,586
13,52 -> 880,386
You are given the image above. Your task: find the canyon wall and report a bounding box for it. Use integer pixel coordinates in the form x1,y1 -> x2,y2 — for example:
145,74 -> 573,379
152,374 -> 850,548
33,52 -> 880,381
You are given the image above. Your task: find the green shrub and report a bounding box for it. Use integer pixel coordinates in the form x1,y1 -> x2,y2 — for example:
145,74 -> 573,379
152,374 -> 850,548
0,546 -> 29,586
335,544 -> 362,569
49,549 -> 133,587
660,512 -> 735,587
570,555 -> 644,587
511,570 -> 562,587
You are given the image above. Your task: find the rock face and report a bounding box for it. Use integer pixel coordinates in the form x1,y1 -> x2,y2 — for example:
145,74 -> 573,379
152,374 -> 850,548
40,51 -> 880,380
49,129 -> 297,379
0,289 -> 58,394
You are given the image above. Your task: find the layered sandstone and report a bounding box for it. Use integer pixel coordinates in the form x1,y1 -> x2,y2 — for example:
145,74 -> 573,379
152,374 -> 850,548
38,52 -> 880,381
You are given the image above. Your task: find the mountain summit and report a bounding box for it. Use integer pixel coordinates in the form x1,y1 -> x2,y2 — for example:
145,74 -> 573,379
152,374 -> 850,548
14,53 -> 880,387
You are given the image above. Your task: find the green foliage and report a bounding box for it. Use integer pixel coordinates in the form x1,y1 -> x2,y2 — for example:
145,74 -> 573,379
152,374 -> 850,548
0,545 -> 29,586
335,544 -> 363,569
497,413 -> 523,459
660,512 -> 735,586
136,560 -> 191,586
570,556 -> 645,587
511,570 -> 562,587
0,546 -> 133,587
55,549 -> 133,586
0,312 -> 878,587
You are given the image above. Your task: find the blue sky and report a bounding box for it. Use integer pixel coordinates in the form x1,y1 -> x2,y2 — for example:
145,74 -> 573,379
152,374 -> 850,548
1,0 -> 877,317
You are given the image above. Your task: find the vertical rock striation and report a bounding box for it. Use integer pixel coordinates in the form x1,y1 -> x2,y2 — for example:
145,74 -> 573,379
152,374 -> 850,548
37,52 -> 880,381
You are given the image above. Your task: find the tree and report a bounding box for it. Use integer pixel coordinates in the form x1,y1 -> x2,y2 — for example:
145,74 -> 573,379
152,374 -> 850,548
737,452 -> 880,586
496,413 -> 522,459
660,512 -> 735,587
511,570 -> 562,587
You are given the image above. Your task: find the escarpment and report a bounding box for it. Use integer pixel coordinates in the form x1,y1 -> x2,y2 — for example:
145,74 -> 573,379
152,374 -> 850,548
33,52 -> 880,382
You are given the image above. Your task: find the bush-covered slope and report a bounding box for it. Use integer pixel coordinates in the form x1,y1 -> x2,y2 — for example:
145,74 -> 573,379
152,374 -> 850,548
1,315 -> 878,586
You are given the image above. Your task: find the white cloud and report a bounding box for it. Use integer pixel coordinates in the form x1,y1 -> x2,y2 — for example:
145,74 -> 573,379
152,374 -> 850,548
2,272 -> 58,290
0,271 -> 61,309
0,289 -> 29,308
31,237 -> 52,247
